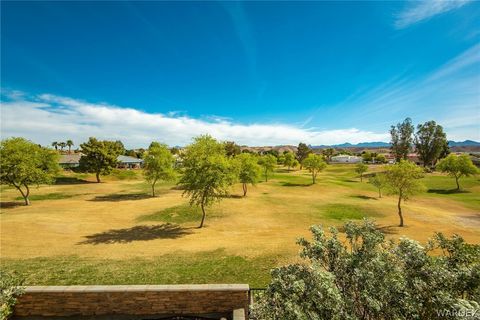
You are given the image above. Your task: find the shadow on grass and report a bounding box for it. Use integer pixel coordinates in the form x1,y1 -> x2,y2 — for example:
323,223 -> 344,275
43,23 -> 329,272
351,195 -> 378,200
0,202 -> 23,209
78,223 -> 192,244
427,189 -> 470,194
220,194 -> 244,199
89,193 -> 151,202
341,179 -> 357,183
280,182 -> 312,187
55,177 -> 95,185
376,225 -> 398,235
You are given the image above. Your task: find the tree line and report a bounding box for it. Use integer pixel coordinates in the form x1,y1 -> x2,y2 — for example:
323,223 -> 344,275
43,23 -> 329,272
1,117 -> 477,229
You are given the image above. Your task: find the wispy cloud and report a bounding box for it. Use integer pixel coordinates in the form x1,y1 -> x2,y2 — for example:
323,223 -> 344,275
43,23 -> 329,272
395,0 -> 472,29
329,43 -> 480,141
0,91 -> 389,148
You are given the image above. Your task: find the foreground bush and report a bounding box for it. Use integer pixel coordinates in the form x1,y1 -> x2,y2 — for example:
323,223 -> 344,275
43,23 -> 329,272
0,270 -> 25,320
251,220 -> 480,320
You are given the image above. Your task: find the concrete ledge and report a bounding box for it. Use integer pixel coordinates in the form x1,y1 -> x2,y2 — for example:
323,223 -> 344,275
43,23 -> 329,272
23,284 -> 249,292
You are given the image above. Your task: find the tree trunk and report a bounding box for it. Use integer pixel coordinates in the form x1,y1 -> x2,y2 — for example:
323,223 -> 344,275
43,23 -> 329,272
360,174 -> 363,182
243,183 -> 247,196
455,175 -> 460,190
265,169 -> 268,182
96,172 -> 101,183
312,173 -> 316,184
152,184 -> 156,197
15,183 -> 30,205
378,188 -> 382,198
397,194 -> 404,227
199,201 -> 206,228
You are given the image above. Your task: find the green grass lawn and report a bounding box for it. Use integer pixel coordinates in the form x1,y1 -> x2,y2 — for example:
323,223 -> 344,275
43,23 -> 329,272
1,250 -> 277,287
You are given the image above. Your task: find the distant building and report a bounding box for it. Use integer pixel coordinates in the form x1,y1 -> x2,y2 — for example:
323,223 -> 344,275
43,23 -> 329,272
117,155 -> 144,169
58,154 -> 82,168
330,154 -> 362,163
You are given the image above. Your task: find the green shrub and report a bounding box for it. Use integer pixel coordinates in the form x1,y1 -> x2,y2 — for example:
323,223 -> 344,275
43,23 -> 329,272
0,270 -> 25,320
252,219 -> 480,320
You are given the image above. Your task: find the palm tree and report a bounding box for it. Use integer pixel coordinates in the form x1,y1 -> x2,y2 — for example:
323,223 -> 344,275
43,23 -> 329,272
59,142 -> 67,151
66,140 -> 74,153
52,141 -> 58,151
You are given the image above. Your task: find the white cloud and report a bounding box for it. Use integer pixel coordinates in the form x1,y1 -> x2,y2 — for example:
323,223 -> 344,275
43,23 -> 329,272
395,0 -> 471,29
1,92 -> 389,148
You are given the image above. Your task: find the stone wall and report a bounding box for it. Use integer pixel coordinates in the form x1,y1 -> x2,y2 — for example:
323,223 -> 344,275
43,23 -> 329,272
14,284 -> 249,319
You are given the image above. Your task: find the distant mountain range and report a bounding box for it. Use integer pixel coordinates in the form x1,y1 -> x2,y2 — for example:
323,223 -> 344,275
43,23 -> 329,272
311,140 -> 480,149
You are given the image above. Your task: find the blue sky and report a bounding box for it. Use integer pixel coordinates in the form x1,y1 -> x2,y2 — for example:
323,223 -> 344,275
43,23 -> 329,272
1,1 -> 479,147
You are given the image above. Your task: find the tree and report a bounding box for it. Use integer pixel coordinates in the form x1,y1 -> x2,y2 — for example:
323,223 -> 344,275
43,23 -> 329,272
302,154 -> 326,184
296,143 -> 312,169
143,142 -> 176,197
79,137 -> 123,183
0,137 -> 59,205
390,118 -> 414,162
437,154 -> 478,190
414,121 -> 448,168
283,152 -> 295,171
252,220 -> 480,320
291,159 -> 299,170
58,142 -> 67,151
369,173 -> 386,198
384,160 -> 424,227
224,141 -> 241,157
355,163 -> 368,182
178,135 -> 237,228
66,140 -> 74,153
51,141 -> 58,151
322,148 -> 335,162
375,154 -> 387,164
237,153 -> 261,196
362,152 -> 373,163
258,154 -> 276,182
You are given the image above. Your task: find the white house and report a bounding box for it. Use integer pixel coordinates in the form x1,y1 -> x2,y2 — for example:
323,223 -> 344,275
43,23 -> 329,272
330,154 -> 362,163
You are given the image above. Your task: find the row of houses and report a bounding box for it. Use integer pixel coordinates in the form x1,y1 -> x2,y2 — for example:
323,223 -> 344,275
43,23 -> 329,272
59,154 -> 144,169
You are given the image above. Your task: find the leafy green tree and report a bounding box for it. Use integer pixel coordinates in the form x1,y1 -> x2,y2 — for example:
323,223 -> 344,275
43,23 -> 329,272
258,154 -> 277,182
362,152 -> 373,163
0,270 -> 25,319
384,160 -> 424,227
51,141 -> 58,151
277,154 -> 286,165
178,135 -> 237,228
291,159 -> 299,170
437,154 -> 478,190
296,143 -> 312,169
224,141 -> 241,157
369,173 -> 387,198
237,153 -> 261,196
375,154 -> 387,164
414,120 -> 448,167
322,148 -> 335,162
390,117 -> 414,161
143,142 -> 176,197
66,139 -> 74,153
0,137 -> 59,205
283,152 -> 295,171
302,154 -> 326,184
252,219 -> 480,320
355,163 -> 368,182
79,137 -> 123,183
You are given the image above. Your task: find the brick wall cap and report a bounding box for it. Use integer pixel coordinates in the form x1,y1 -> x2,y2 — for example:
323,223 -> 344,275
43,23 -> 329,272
23,284 -> 250,293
